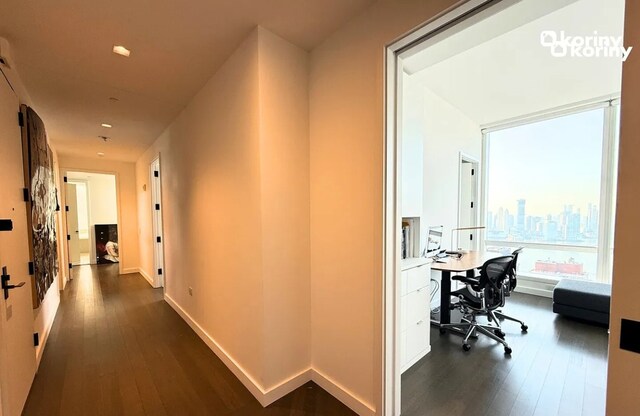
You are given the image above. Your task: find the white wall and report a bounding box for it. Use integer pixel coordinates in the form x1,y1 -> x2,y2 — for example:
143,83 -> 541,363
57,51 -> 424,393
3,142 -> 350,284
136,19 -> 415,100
136,27 -> 311,405
86,174 -> 117,225
402,75 -> 482,306
309,1 -> 461,412
257,28 -> 311,390
419,84 -> 482,250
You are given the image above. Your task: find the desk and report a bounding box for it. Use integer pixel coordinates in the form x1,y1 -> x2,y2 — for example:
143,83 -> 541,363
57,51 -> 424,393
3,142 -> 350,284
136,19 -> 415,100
431,251 -> 501,326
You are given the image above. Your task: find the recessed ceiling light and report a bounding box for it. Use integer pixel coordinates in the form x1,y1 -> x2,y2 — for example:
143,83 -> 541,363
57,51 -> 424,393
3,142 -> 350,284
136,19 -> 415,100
101,123 -> 112,128
112,45 -> 131,57
97,152 -> 105,157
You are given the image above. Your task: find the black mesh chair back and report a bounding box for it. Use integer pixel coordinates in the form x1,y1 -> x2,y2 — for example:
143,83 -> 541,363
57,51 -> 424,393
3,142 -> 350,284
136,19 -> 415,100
478,255 -> 514,310
506,247 -> 523,294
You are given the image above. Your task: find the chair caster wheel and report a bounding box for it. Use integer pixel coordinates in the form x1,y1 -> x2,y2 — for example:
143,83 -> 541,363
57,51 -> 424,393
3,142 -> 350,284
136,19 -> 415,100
439,328 -> 447,334
463,343 -> 471,352
504,346 -> 512,355
494,329 -> 505,339
521,325 -> 528,332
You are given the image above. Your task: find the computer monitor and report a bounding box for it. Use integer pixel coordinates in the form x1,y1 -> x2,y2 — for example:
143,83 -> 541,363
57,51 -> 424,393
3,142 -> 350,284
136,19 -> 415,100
425,226 -> 443,257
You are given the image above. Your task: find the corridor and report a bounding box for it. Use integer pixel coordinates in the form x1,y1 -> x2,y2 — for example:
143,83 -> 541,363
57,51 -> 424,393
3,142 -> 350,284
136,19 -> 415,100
23,265 -> 353,415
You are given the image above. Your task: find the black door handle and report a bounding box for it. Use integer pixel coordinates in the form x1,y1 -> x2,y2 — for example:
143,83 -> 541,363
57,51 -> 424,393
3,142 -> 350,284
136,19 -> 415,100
1,266 -> 26,300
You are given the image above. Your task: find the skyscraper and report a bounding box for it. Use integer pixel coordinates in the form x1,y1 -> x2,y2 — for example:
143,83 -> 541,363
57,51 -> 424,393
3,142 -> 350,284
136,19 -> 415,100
517,199 -> 526,231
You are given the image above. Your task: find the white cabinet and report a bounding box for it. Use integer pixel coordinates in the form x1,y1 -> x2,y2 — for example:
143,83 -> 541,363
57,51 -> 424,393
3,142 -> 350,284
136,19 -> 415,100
400,260 -> 431,373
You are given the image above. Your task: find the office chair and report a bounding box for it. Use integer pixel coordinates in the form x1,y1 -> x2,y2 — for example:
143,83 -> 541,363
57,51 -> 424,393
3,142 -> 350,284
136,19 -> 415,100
492,248 -> 528,333
439,255 -> 514,354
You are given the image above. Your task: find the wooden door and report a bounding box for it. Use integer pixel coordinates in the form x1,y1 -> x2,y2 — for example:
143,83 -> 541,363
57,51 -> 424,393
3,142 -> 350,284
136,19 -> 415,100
458,160 -> 479,250
0,72 -> 37,416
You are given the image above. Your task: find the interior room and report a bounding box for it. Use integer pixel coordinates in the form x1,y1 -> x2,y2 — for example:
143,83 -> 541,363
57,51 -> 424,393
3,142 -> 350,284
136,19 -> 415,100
396,0 -> 623,414
1,0 -> 639,415
65,171 -> 119,267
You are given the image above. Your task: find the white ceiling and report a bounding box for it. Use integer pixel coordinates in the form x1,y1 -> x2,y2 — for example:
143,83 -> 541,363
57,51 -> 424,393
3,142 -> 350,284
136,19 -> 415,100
0,0 -> 375,161
405,0 -> 625,126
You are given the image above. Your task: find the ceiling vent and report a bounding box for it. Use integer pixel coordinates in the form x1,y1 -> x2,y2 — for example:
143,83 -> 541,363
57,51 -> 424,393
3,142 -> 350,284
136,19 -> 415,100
0,38 -> 13,69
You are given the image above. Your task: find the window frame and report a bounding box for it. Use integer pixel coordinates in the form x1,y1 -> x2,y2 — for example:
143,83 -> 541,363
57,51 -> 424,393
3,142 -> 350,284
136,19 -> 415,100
480,97 -> 620,283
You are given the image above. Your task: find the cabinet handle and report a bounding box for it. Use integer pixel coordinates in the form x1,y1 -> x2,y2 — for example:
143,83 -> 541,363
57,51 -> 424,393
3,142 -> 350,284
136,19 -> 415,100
417,320 -> 424,325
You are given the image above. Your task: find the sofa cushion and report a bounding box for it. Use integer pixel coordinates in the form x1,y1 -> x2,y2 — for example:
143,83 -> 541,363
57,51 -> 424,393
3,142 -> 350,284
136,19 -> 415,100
553,279 -> 611,313
552,303 -> 610,326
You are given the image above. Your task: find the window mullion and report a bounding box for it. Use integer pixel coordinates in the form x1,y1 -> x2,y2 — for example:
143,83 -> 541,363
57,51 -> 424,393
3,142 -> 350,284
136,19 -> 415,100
596,104 -> 618,283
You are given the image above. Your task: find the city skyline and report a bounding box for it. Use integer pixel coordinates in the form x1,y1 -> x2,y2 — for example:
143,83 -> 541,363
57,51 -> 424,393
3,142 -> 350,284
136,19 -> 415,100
486,107 -> 604,216
487,198 -> 599,244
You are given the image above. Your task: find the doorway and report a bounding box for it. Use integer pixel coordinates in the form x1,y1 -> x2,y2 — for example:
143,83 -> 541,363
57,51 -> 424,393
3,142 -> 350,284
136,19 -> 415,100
150,157 -> 165,288
384,0 -> 622,414
64,171 -> 119,271
65,180 -> 91,265
456,154 -> 480,251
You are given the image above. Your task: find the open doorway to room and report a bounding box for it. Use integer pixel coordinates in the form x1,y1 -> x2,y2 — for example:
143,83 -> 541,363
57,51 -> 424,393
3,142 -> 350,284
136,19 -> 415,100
456,153 -> 480,251
384,0 -> 624,414
65,171 -> 119,271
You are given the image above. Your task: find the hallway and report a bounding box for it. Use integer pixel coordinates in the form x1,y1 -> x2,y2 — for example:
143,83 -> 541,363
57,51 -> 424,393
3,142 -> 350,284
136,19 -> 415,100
23,265 -> 353,415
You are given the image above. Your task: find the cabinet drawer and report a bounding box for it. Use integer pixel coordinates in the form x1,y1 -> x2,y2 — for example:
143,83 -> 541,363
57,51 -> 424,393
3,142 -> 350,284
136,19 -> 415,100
406,318 -> 430,362
406,288 -> 429,326
407,265 -> 430,293
401,270 -> 409,296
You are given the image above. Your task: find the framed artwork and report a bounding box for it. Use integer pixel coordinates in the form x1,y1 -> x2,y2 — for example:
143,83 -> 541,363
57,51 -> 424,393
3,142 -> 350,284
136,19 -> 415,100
21,105 -> 58,308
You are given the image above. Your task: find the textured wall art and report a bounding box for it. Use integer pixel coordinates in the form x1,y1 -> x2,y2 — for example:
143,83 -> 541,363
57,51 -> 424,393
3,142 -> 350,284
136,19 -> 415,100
22,106 -> 58,307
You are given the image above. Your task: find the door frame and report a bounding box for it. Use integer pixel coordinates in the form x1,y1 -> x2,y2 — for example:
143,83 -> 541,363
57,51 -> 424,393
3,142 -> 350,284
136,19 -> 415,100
456,152 -> 480,250
150,155 -> 166,289
66,179 -> 91,266
61,168 -> 123,276
382,1 -> 509,414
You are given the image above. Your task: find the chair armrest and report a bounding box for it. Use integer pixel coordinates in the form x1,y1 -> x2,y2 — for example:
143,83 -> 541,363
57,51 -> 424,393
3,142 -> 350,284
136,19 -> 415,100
451,275 -> 480,285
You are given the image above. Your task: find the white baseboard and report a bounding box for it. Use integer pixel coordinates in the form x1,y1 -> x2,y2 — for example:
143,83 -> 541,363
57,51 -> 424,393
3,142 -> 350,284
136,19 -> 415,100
311,368 -> 376,416
401,345 -> 431,374
164,293 -> 311,407
138,268 -> 156,288
121,267 -> 157,288
35,291 -> 60,367
515,278 -> 555,298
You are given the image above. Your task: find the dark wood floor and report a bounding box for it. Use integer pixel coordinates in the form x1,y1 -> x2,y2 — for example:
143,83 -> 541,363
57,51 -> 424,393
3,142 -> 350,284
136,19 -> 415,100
402,293 -> 609,416
24,264 -> 354,416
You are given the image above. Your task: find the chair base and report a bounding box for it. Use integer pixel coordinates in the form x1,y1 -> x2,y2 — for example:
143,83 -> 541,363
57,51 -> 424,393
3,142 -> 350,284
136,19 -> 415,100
440,318 -> 512,354
492,310 -> 529,332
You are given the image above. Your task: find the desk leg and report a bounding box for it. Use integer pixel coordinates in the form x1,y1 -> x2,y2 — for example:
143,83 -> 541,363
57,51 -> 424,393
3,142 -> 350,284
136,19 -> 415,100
440,271 -> 451,325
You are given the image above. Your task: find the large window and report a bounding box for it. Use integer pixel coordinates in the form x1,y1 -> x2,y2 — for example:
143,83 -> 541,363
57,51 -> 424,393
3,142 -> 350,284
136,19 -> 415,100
484,104 -> 618,282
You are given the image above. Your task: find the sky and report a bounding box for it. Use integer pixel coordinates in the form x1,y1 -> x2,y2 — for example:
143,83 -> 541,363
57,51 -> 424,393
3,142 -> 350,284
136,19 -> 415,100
487,108 -> 604,217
